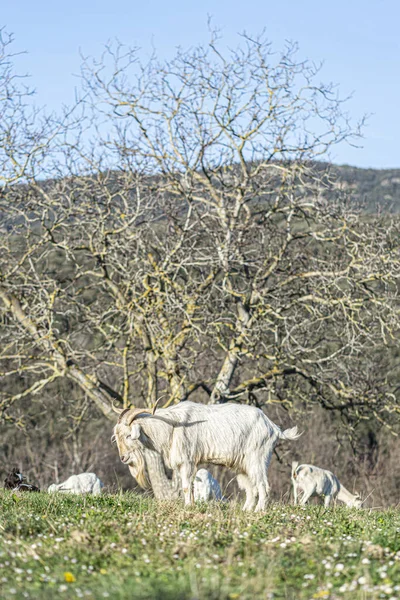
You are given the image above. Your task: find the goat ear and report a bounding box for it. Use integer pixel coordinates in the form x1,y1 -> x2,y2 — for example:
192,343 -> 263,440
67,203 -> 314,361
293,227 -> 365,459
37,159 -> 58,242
130,423 -> 142,440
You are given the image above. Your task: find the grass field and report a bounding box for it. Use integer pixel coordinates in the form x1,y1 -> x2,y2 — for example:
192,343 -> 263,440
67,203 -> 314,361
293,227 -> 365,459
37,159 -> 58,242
0,491 -> 399,599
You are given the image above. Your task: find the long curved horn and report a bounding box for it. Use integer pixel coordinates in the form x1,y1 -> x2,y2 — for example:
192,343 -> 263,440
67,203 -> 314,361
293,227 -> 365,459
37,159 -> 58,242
127,407 -> 153,427
118,407 -> 134,422
124,396 -> 166,426
152,395 -> 166,415
112,402 -> 124,414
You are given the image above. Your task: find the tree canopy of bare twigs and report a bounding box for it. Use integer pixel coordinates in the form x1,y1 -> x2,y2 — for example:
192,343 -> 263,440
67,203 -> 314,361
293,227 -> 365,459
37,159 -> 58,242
1,30 -> 399,447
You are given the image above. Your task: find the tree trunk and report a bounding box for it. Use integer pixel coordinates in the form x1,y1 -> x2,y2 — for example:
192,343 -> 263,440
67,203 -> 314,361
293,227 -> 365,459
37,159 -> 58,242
210,302 -> 251,403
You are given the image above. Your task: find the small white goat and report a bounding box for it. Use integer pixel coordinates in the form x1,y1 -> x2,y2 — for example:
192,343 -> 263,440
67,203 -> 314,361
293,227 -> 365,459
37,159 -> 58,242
292,462 -> 362,508
48,473 -> 103,496
113,400 -> 300,512
193,469 -> 223,502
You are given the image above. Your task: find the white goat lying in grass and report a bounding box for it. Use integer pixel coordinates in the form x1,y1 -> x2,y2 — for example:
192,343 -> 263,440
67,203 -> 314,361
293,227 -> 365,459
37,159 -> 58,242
193,469 -> 223,502
292,462 -> 362,508
48,473 -> 103,495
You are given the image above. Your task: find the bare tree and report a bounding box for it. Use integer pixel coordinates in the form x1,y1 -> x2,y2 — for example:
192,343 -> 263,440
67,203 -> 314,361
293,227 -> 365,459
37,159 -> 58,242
1,31 -> 399,496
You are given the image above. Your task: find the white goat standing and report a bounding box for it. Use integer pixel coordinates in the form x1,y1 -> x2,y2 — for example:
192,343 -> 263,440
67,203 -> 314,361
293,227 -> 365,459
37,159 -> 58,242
48,473 -> 103,496
193,469 -> 223,502
113,400 -> 300,512
291,462 -> 362,508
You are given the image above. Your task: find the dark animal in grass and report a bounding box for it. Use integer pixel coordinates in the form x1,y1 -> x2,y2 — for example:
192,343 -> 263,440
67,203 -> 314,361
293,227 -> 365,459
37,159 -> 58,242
3,468 -> 40,492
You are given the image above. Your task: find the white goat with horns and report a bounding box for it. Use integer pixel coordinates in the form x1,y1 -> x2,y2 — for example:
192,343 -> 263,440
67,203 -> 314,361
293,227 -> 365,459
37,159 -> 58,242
291,462 -> 362,508
112,399 -> 301,512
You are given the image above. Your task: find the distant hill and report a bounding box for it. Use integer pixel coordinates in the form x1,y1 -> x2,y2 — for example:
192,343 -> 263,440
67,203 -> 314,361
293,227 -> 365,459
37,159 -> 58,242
2,164 -> 400,233
322,163 -> 400,213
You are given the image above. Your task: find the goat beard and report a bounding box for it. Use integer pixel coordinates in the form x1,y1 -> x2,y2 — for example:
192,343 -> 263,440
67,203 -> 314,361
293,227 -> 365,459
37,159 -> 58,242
129,449 -> 151,490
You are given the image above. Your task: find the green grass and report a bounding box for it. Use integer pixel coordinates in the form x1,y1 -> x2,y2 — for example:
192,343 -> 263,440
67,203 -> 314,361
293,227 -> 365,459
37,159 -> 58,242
0,491 -> 399,599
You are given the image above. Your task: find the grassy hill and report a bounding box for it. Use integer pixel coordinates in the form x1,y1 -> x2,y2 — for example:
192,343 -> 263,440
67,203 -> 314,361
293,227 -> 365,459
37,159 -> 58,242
0,491 -> 399,599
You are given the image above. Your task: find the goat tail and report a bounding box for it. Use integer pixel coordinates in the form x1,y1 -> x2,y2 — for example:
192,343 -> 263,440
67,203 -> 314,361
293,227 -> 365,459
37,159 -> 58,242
279,425 -> 302,441
291,461 -> 299,477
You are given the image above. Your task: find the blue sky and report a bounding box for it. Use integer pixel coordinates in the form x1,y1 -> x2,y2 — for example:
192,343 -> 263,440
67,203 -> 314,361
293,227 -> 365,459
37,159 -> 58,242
2,0 -> 399,169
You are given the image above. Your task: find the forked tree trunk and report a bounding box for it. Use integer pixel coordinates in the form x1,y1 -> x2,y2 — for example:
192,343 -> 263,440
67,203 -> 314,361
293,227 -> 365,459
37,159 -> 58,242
210,302 -> 251,403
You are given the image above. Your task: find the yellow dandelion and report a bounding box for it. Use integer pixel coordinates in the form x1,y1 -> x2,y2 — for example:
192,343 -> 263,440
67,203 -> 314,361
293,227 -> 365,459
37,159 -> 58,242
99,569 -> 107,575
64,572 -> 76,583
